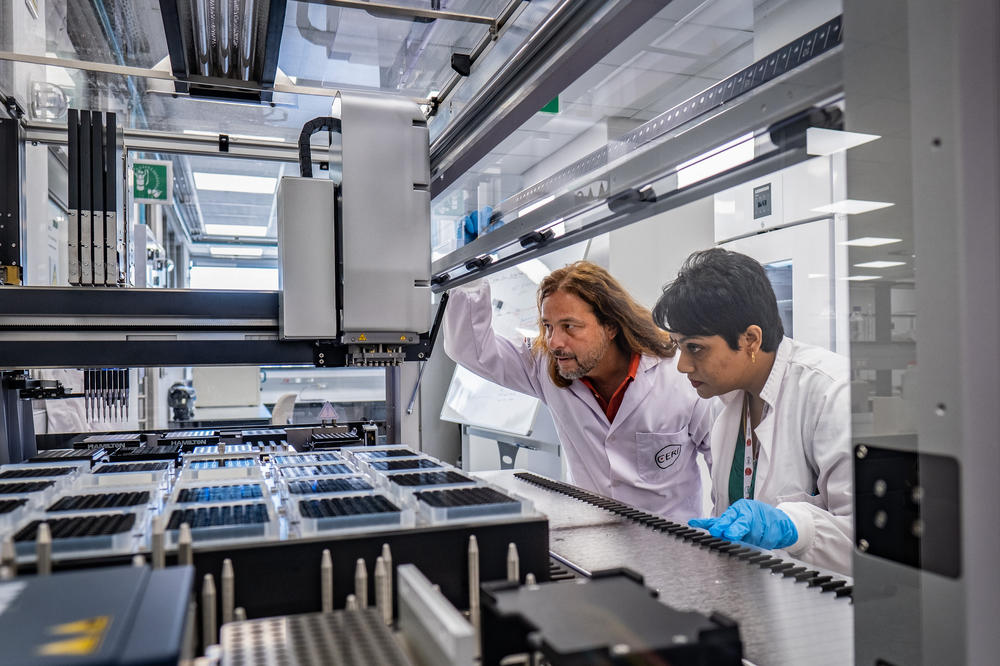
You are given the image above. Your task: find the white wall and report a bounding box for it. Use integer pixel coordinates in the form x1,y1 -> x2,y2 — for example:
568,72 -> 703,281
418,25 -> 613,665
608,196 -> 716,515
608,197 -> 716,309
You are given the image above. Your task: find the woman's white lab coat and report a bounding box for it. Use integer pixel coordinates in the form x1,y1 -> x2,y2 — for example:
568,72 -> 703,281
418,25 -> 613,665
709,337 -> 853,574
443,282 -> 714,520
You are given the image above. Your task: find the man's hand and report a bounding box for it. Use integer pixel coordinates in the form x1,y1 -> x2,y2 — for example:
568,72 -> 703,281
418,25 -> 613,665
689,498 -> 798,549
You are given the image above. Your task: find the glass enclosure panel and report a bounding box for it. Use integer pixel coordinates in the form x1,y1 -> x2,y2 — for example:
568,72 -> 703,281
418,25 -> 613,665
280,0 -> 501,98
431,0 -> 788,257
32,365 -> 385,436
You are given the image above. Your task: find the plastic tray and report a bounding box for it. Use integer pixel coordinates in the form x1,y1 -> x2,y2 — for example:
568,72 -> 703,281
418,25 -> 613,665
178,460 -> 264,482
412,484 -> 530,524
280,475 -> 376,499
29,448 -> 106,467
272,452 -> 344,466
108,445 -> 182,465
276,463 -> 355,479
85,462 -> 173,487
45,486 -> 160,514
0,497 -> 32,532
192,443 -> 256,455
360,456 -> 444,476
379,469 -> 478,502
341,445 -> 418,462
292,492 -> 413,536
12,510 -> 142,558
0,462 -> 87,481
0,479 -> 63,509
170,481 -> 269,504
163,500 -> 277,545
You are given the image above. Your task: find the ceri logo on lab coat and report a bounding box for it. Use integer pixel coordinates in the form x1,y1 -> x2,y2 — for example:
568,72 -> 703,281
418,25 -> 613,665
655,444 -> 681,469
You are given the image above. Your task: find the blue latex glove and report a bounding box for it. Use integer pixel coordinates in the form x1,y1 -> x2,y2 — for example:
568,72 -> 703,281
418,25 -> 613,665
688,499 -> 798,550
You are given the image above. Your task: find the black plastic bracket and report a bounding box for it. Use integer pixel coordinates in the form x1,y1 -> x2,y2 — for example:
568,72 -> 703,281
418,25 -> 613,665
3,96 -> 24,120
465,255 -> 493,272
218,134 -> 230,152
518,229 -> 554,248
451,53 -> 472,77
607,186 -> 657,213
768,106 -> 844,150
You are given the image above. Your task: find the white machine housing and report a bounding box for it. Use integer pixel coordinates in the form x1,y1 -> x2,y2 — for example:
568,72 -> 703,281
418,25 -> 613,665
277,92 -> 431,351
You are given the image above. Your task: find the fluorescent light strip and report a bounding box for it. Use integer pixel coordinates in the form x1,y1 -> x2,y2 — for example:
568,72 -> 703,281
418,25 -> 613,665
854,260 -> 906,269
209,246 -> 264,257
812,199 -> 894,215
840,237 -> 902,247
204,224 -> 269,237
518,195 -> 556,217
676,133 -> 755,189
194,172 -> 277,194
806,127 -> 881,155
845,275 -> 879,281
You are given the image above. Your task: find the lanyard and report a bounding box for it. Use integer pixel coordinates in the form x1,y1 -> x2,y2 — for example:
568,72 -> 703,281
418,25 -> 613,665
742,393 -> 756,500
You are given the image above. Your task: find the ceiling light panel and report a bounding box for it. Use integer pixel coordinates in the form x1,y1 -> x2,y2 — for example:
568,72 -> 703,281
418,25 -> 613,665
840,237 -> 903,247
854,260 -> 906,269
806,127 -> 881,155
812,200 -> 895,215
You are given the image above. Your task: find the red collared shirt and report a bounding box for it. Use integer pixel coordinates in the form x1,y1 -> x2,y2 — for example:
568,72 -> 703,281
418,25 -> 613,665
579,352 -> 641,423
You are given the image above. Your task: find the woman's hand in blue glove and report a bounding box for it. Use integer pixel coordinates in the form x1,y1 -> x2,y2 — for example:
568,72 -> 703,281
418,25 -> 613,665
688,499 -> 798,549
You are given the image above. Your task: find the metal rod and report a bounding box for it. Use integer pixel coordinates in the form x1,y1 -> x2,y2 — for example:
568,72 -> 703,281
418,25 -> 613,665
221,558 -> 235,624
321,549 -> 333,612
374,556 -> 389,625
405,361 -> 427,415
36,523 -> 52,575
182,599 -> 197,661
468,535 -> 480,636
354,558 -> 368,608
381,543 -> 393,612
178,522 -> 193,566
298,0 -> 495,25
151,516 -> 165,569
132,554 -> 146,567
202,573 -> 217,652
525,572 -> 536,586
506,542 -> 519,582
345,594 -> 358,611
233,607 -> 246,622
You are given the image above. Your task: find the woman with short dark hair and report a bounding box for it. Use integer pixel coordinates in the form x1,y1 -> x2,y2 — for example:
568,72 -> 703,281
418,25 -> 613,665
654,248 -> 852,574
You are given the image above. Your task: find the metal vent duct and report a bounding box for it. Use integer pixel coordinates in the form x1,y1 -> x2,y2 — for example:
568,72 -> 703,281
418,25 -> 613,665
159,0 -> 287,102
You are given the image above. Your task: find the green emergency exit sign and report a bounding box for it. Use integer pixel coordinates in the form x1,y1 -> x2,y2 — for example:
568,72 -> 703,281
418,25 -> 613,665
132,160 -> 172,204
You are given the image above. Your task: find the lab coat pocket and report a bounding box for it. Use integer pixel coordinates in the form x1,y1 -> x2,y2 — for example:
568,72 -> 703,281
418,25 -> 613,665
635,430 -> 689,483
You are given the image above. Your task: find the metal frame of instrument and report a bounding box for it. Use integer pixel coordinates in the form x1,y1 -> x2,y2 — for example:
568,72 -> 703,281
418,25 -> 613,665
2,3 -> 996,661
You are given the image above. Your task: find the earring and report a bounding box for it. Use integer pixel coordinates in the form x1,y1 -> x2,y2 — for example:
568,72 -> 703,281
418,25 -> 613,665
751,350 -> 757,364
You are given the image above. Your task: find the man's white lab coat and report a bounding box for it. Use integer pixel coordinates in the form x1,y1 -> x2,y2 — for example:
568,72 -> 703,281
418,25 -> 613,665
443,283 -> 714,520
709,337 -> 853,574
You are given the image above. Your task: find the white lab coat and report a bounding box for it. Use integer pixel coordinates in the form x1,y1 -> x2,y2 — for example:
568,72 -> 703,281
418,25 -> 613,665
443,282 -> 715,520
709,337 -> 853,574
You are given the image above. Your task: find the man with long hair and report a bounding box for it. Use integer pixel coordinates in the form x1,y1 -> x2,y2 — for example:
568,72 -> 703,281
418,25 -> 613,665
444,261 -> 714,519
